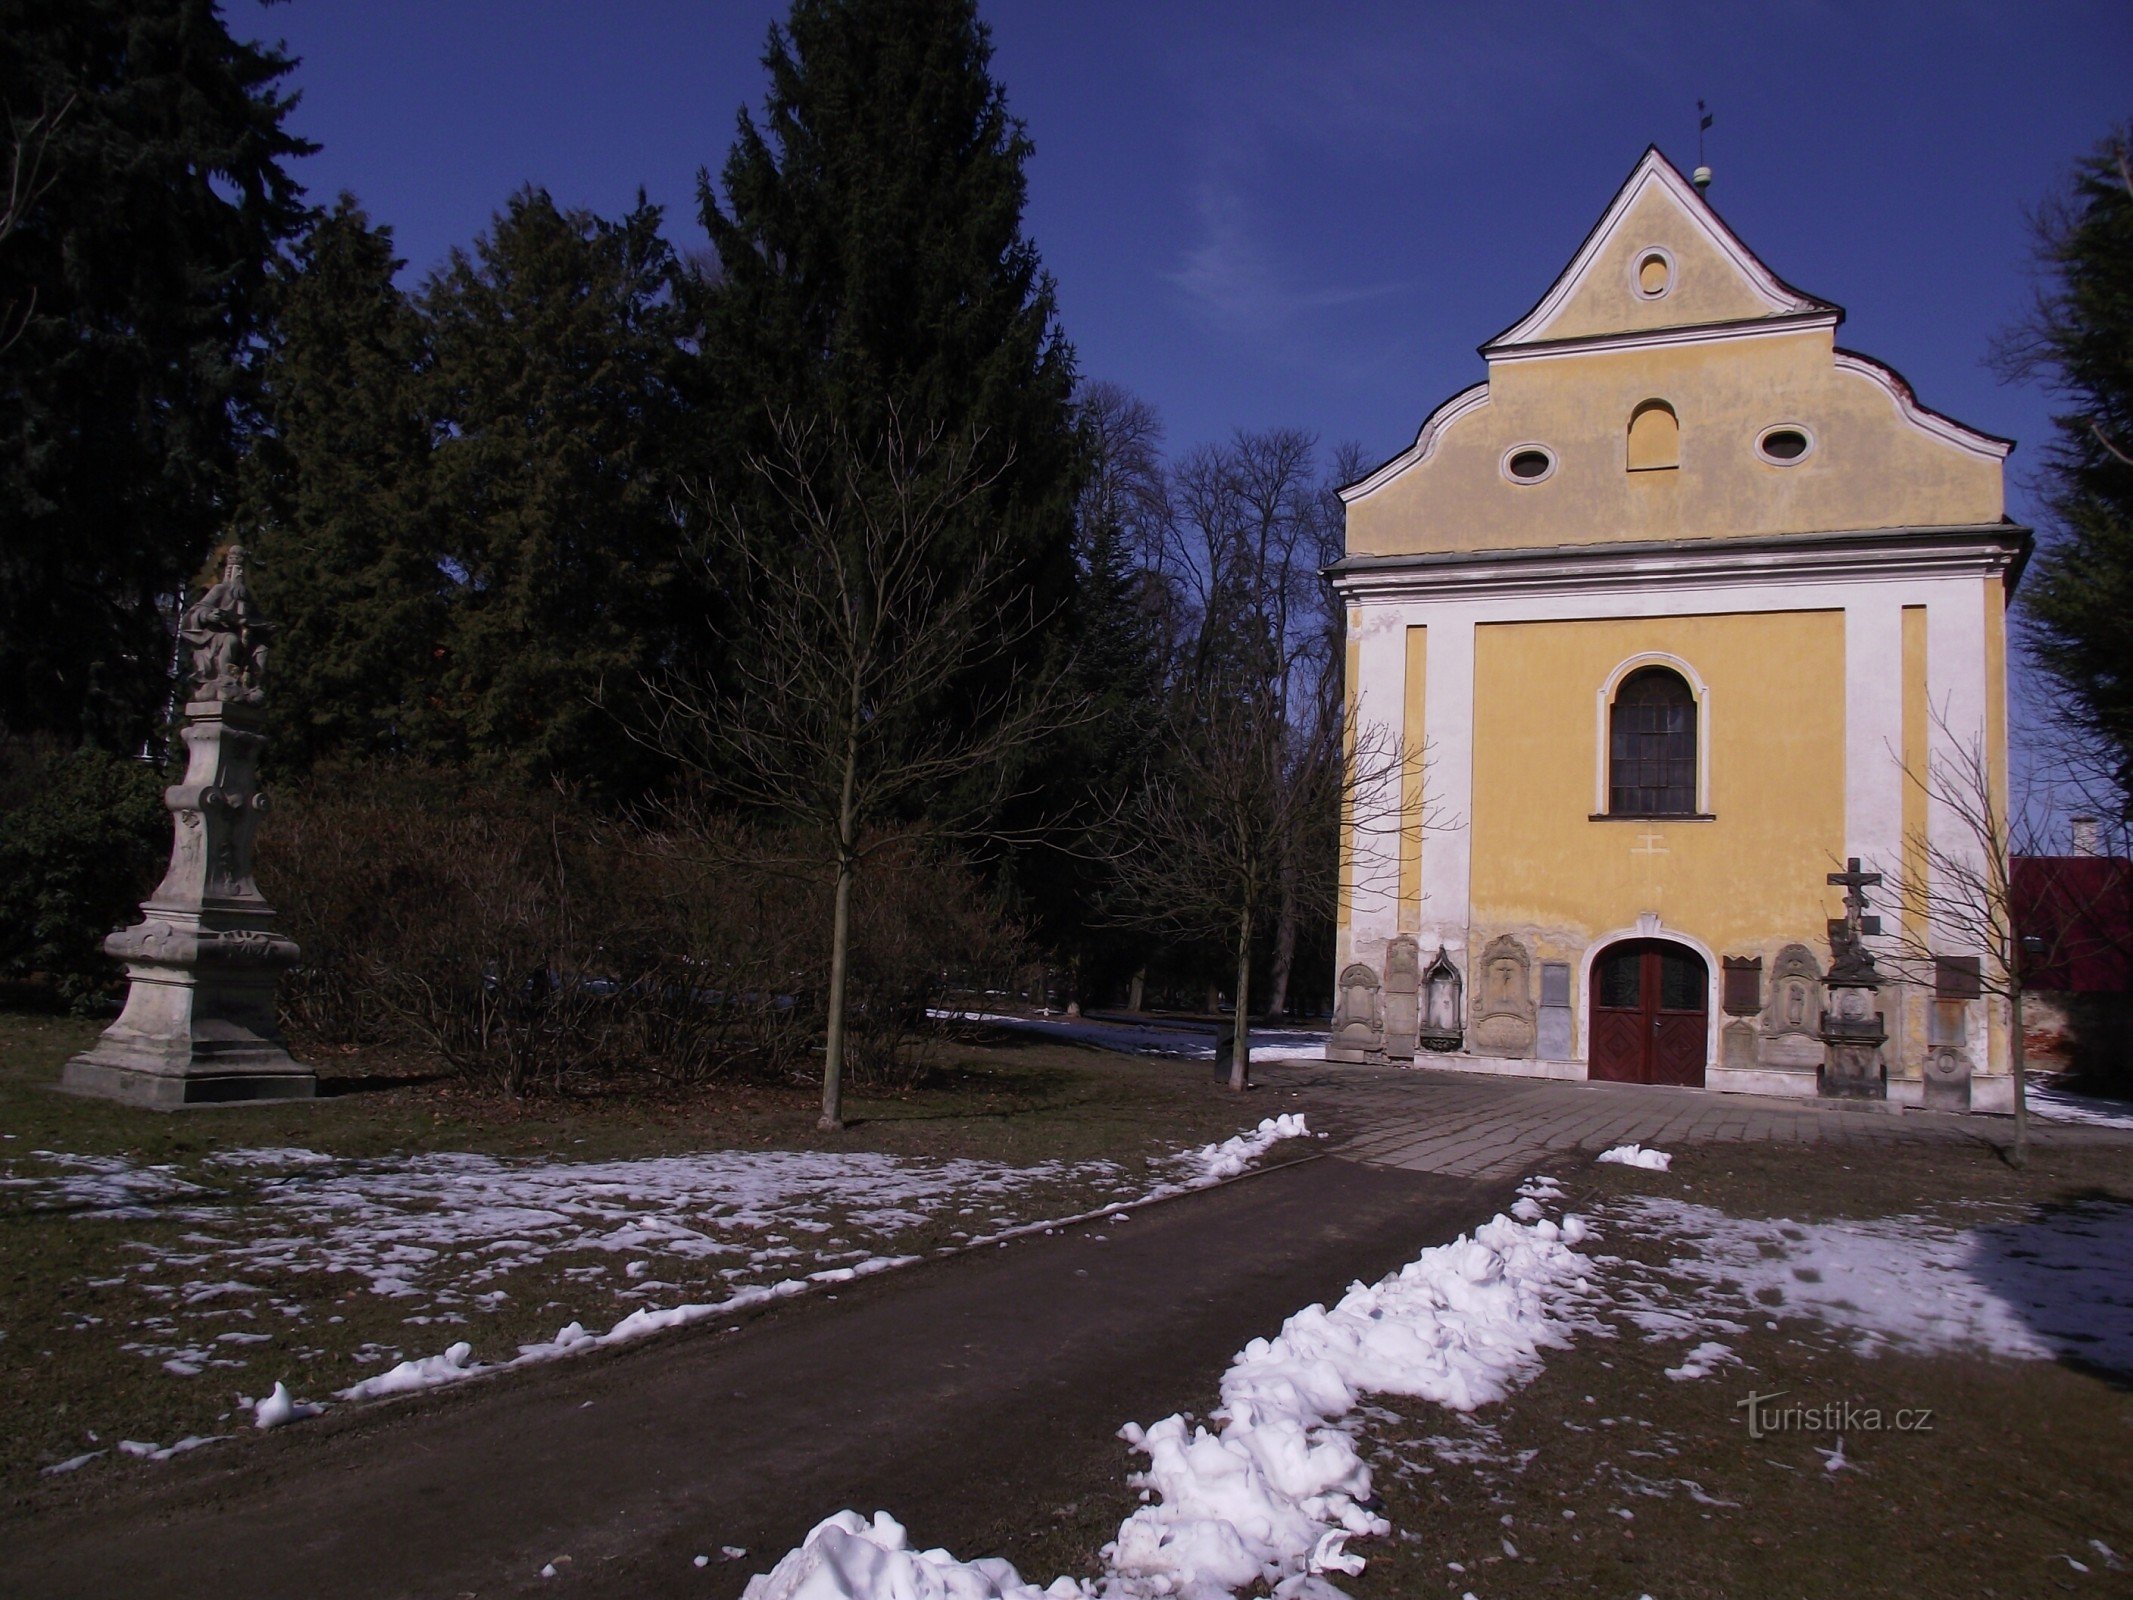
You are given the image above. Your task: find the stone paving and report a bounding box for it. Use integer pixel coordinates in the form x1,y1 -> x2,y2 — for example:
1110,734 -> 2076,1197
1257,1059 -> 2127,1179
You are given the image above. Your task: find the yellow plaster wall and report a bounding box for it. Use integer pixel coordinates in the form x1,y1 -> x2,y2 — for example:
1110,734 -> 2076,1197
1533,182 -> 1790,342
1469,612 -> 1846,960
1348,328 -> 2003,557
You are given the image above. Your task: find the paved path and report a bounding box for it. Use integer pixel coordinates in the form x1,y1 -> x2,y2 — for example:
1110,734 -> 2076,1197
1260,1059 -> 2109,1178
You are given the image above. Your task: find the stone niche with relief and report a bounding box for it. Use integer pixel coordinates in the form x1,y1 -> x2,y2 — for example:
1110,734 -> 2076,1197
1758,944 -> 1827,1072
1471,934 -> 1537,1057
1380,936 -> 1421,1061
1327,962 -> 1386,1064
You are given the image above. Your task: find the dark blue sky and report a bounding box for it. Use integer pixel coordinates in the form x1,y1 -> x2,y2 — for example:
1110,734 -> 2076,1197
235,1 -> 2130,527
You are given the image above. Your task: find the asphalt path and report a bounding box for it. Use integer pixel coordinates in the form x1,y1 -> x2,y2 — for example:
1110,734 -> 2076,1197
0,1154 -> 1509,1600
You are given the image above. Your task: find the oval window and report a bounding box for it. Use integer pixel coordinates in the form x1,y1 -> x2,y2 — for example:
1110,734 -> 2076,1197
1636,251 -> 1672,297
1757,426 -> 1812,464
1505,447 -> 1554,482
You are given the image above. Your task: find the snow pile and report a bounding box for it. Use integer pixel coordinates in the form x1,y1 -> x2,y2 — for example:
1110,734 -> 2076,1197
1105,1185 -> 1596,1597
738,1177 -> 1599,1600
253,1381 -> 321,1429
340,1341 -> 480,1401
1595,1144 -> 1671,1171
1606,1194 -> 2133,1370
1183,1115 -> 1311,1186
742,1511 -> 1085,1600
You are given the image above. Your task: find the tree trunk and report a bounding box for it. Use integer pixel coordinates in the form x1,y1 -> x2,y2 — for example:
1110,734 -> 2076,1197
1266,859 -> 1298,1018
1205,980 -> 1220,1015
1126,966 -> 1145,1014
2009,983 -> 2028,1169
820,853 -> 853,1131
1230,906 -> 1253,1092
820,721 -> 860,1133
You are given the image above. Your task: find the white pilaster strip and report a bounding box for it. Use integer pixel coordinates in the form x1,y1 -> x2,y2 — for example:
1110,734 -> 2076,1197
1844,593 -> 1905,883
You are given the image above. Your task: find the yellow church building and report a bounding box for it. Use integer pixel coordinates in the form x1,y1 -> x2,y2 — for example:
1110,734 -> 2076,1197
1327,147 -> 2026,1114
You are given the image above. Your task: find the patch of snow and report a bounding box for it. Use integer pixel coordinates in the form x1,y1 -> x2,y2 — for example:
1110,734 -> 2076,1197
1596,1144 -> 1672,1171
743,1511 -> 1085,1600
1181,1115 -> 1311,1186
2028,1080 -> 2133,1129
41,1450 -> 104,1476
1605,1194 -> 2133,1371
338,1340 -> 479,1401
210,1148 -> 336,1170
1663,1341 -> 1737,1381
253,1382 -> 321,1429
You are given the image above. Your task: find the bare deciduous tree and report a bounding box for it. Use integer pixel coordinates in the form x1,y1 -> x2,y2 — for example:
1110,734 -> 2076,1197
642,410 -> 1074,1129
1107,687 -> 1416,1089
1,91 -> 73,350
1885,708 -> 2061,1165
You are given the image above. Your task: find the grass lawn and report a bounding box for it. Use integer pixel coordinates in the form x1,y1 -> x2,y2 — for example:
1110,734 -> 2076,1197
1344,1140 -> 2133,1600
0,1009 -> 1277,1497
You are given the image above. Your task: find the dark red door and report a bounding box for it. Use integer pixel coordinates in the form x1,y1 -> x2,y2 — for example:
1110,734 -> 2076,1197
1588,940 -> 1708,1087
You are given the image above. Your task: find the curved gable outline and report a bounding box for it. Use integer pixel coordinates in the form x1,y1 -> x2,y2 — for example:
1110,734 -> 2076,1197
1340,383 -> 1489,504
1830,350 -> 2014,462
1483,146 -> 1837,355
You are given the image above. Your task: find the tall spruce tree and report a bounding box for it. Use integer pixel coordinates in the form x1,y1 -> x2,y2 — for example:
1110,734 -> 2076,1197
243,198 -> 443,772
694,0 -> 1081,668
422,187 -> 692,794
2004,126 -> 2133,808
0,0 -> 311,748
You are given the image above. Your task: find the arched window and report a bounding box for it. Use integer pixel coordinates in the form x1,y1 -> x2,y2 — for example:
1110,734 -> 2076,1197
1609,667 -> 1697,815
1627,399 -> 1679,471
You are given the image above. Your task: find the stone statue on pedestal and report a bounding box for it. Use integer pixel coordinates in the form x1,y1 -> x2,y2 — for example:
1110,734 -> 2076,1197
62,547 -> 313,1107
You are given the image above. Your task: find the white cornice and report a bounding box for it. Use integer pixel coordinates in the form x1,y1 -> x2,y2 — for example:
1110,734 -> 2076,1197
1831,352 -> 2013,462
1484,311 -> 1837,365
1330,525 -> 2030,603
1486,147 -> 1835,353
1340,383 -> 1488,504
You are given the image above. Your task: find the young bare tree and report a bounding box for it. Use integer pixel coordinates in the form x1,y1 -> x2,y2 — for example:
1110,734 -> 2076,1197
1107,429 -> 1416,1086
643,410 -> 1073,1129
1110,691 -> 1413,1089
1886,709 -> 2055,1165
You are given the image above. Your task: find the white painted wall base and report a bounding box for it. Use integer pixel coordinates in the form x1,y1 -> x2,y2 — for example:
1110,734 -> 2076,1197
1970,1075 -> 2016,1116
1706,1065 -> 1819,1099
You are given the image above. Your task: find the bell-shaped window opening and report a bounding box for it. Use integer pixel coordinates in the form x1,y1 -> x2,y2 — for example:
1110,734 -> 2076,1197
1627,399 -> 1680,472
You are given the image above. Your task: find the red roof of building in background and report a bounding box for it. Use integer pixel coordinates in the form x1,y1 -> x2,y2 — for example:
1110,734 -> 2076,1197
2012,855 -> 2133,993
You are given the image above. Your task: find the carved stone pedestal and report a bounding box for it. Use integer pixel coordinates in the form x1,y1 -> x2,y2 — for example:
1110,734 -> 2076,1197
62,549 -> 311,1109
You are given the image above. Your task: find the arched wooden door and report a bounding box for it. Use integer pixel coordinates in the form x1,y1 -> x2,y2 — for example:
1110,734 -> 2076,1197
1588,939 -> 1708,1086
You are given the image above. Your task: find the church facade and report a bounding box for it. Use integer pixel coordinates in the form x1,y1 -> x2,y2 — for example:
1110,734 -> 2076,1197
1326,148 -> 2026,1113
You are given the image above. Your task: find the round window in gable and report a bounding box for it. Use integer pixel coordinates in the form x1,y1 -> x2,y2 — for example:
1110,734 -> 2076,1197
1756,425 -> 1814,464
1503,445 -> 1556,484
1633,247 -> 1674,299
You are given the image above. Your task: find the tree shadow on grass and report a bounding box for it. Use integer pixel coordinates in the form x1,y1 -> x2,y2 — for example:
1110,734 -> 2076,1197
1960,1189 -> 2133,1392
